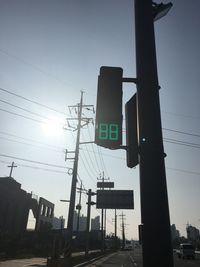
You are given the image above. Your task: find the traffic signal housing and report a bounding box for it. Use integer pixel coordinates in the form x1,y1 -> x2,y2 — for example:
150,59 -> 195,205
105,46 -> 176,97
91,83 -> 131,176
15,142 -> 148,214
95,66 -> 123,149
125,93 -> 139,168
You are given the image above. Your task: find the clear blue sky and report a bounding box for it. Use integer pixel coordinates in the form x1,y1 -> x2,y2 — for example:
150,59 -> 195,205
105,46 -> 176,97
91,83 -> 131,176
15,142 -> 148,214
0,0 -> 200,239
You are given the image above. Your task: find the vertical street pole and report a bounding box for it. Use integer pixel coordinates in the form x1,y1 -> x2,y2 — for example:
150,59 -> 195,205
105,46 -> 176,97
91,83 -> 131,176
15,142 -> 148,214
122,214 -> 125,249
85,189 -> 92,256
134,1 -> 174,266
97,171 -> 109,251
65,92 -> 83,264
114,209 -> 117,249
76,181 -> 83,232
104,209 -> 106,247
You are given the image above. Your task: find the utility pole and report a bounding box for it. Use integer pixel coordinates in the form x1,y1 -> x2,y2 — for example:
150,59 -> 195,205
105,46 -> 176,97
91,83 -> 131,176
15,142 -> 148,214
7,161 -> 17,178
134,1 -> 174,267
112,209 -> 118,249
114,209 -> 117,249
76,181 -> 85,232
119,213 -> 126,249
64,92 -> 94,265
97,172 -> 109,251
85,189 -> 96,256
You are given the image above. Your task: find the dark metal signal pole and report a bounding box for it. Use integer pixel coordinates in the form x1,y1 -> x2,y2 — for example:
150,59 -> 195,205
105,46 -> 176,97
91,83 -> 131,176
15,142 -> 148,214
114,209 -> 117,249
134,1 -> 174,266
85,189 -> 96,256
97,172 -> 109,251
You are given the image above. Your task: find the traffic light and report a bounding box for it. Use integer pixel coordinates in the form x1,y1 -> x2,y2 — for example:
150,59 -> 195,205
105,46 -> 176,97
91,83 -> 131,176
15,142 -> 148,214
95,66 -> 123,149
125,93 -> 139,168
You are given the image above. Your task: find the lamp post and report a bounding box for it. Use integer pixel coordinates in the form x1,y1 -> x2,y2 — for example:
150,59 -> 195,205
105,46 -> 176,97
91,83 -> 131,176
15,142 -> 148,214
134,1 -> 174,267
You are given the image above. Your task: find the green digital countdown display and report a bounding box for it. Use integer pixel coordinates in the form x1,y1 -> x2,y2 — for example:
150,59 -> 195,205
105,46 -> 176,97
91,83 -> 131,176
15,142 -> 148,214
99,123 -> 119,141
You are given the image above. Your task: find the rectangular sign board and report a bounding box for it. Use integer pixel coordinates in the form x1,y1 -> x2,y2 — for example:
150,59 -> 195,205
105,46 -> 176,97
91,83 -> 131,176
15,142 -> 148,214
96,190 -> 134,209
97,182 -> 114,188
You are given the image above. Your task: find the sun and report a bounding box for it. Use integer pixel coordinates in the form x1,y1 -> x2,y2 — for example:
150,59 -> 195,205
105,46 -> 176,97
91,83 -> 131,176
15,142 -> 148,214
42,117 -> 64,137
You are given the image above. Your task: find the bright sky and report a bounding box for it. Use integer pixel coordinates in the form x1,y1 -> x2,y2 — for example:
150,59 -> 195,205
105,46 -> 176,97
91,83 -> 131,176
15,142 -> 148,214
0,0 -> 200,240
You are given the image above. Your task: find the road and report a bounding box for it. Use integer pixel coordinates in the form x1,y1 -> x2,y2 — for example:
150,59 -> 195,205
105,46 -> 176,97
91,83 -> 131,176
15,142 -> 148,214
174,252 -> 200,267
84,249 -> 142,267
0,248 -> 199,267
83,248 -> 200,267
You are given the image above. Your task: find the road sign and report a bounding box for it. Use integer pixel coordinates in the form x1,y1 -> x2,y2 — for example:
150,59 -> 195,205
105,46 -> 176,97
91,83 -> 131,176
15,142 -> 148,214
96,190 -> 134,209
97,182 -> 114,188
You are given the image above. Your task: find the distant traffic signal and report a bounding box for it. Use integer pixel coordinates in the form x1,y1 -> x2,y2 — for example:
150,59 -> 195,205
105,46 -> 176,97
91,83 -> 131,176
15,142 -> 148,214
125,94 -> 138,168
95,66 -> 123,149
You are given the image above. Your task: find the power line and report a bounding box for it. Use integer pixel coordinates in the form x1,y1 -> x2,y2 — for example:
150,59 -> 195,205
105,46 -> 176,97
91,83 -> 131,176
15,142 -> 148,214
0,108 -> 45,124
0,136 -> 63,153
0,48 -> 73,90
0,99 -> 51,120
0,107 -> 65,129
97,146 -> 109,177
0,87 -> 69,116
164,138 -> 200,149
0,130 -> 64,150
0,153 -> 70,170
161,110 -> 200,121
81,131 -> 99,177
166,166 -> 200,176
163,127 -> 200,138
87,126 -> 102,174
0,159 -> 68,175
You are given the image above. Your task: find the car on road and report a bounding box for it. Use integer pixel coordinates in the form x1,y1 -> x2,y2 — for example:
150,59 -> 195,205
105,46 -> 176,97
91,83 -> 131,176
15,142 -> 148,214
177,243 -> 195,259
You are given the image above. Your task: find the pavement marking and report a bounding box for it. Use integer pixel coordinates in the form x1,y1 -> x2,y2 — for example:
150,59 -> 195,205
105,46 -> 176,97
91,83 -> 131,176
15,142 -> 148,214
129,253 -> 137,266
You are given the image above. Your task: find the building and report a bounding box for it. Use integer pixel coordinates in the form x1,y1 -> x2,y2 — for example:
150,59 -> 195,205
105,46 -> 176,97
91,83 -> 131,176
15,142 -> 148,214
171,224 -> 180,240
73,211 -> 87,231
0,176 -> 56,237
52,216 -> 65,230
35,197 -> 54,231
0,176 -> 34,236
91,216 -> 100,231
186,224 -> 200,241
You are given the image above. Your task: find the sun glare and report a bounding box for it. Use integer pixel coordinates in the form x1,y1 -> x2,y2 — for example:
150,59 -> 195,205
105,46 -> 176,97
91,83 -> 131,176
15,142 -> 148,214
42,117 -> 64,137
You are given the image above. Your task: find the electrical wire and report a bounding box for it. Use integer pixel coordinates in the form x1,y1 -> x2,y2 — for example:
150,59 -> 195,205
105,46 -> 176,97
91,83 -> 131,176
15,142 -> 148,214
97,146 -> 109,177
0,99 -> 51,121
87,126 -> 101,173
0,136 -> 63,153
0,130 -> 64,150
81,131 -> 99,177
166,166 -> 200,176
163,127 -> 200,138
0,108 -> 45,124
0,87 -> 69,116
0,159 -> 68,175
0,47 -> 72,90
0,153 -> 70,170
164,138 -> 200,149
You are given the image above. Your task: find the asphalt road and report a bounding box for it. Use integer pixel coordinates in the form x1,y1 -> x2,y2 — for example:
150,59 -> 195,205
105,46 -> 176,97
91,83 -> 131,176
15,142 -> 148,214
174,252 -> 200,267
0,249 -> 199,267
83,249 -> 142,267
83,248 -> 200,267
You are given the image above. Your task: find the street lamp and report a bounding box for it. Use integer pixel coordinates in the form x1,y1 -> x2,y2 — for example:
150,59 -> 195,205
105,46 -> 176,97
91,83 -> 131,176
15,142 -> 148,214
152,2 -> 173,21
